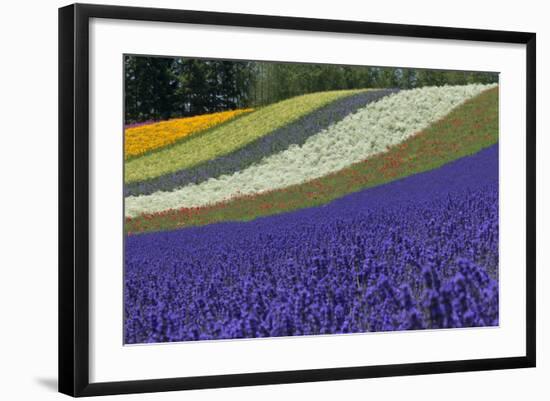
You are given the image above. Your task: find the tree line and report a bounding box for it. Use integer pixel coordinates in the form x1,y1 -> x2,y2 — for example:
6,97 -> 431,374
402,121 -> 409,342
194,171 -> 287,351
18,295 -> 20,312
125,55 -> 498,124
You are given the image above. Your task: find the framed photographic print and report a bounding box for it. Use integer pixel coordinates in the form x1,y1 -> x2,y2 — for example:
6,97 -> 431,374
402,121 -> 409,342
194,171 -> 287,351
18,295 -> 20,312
58,3 -> 536,397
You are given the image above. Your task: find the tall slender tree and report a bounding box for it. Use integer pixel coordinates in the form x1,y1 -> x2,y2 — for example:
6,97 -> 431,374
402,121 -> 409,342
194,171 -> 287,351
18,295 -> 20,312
125,55 -> 499,124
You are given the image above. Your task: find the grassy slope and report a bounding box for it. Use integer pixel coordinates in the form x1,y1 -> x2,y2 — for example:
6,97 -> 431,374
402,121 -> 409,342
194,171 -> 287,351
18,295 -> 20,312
126,87 -> 498,234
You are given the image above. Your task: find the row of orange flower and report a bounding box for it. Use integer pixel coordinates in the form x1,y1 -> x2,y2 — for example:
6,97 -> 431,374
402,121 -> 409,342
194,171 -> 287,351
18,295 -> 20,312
124,109 -> 253,159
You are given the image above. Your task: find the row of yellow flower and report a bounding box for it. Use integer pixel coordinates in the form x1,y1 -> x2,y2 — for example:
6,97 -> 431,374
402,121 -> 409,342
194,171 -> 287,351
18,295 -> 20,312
125,109 -> 253,159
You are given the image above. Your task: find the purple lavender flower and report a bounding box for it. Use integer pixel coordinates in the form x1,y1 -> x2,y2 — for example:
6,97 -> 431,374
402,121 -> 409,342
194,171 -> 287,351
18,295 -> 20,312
124,145 -> 499,344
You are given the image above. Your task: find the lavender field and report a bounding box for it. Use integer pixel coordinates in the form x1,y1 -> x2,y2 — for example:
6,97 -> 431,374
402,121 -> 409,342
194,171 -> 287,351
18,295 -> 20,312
124,145 -> 499,344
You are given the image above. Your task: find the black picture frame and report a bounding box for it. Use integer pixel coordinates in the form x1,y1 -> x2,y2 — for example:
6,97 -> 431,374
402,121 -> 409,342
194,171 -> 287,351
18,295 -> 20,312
59,3 -> 536,397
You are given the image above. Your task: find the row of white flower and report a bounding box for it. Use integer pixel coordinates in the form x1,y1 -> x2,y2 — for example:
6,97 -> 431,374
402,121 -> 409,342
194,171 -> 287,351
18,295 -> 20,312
125,84 -> 496,218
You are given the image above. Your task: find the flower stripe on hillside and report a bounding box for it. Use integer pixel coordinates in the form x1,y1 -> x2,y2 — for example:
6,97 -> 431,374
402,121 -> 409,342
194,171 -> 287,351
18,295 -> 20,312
125,109 -> 253,159
125,89 -> 398,197
125,86 -> 498,234
125,84 -> 495,218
